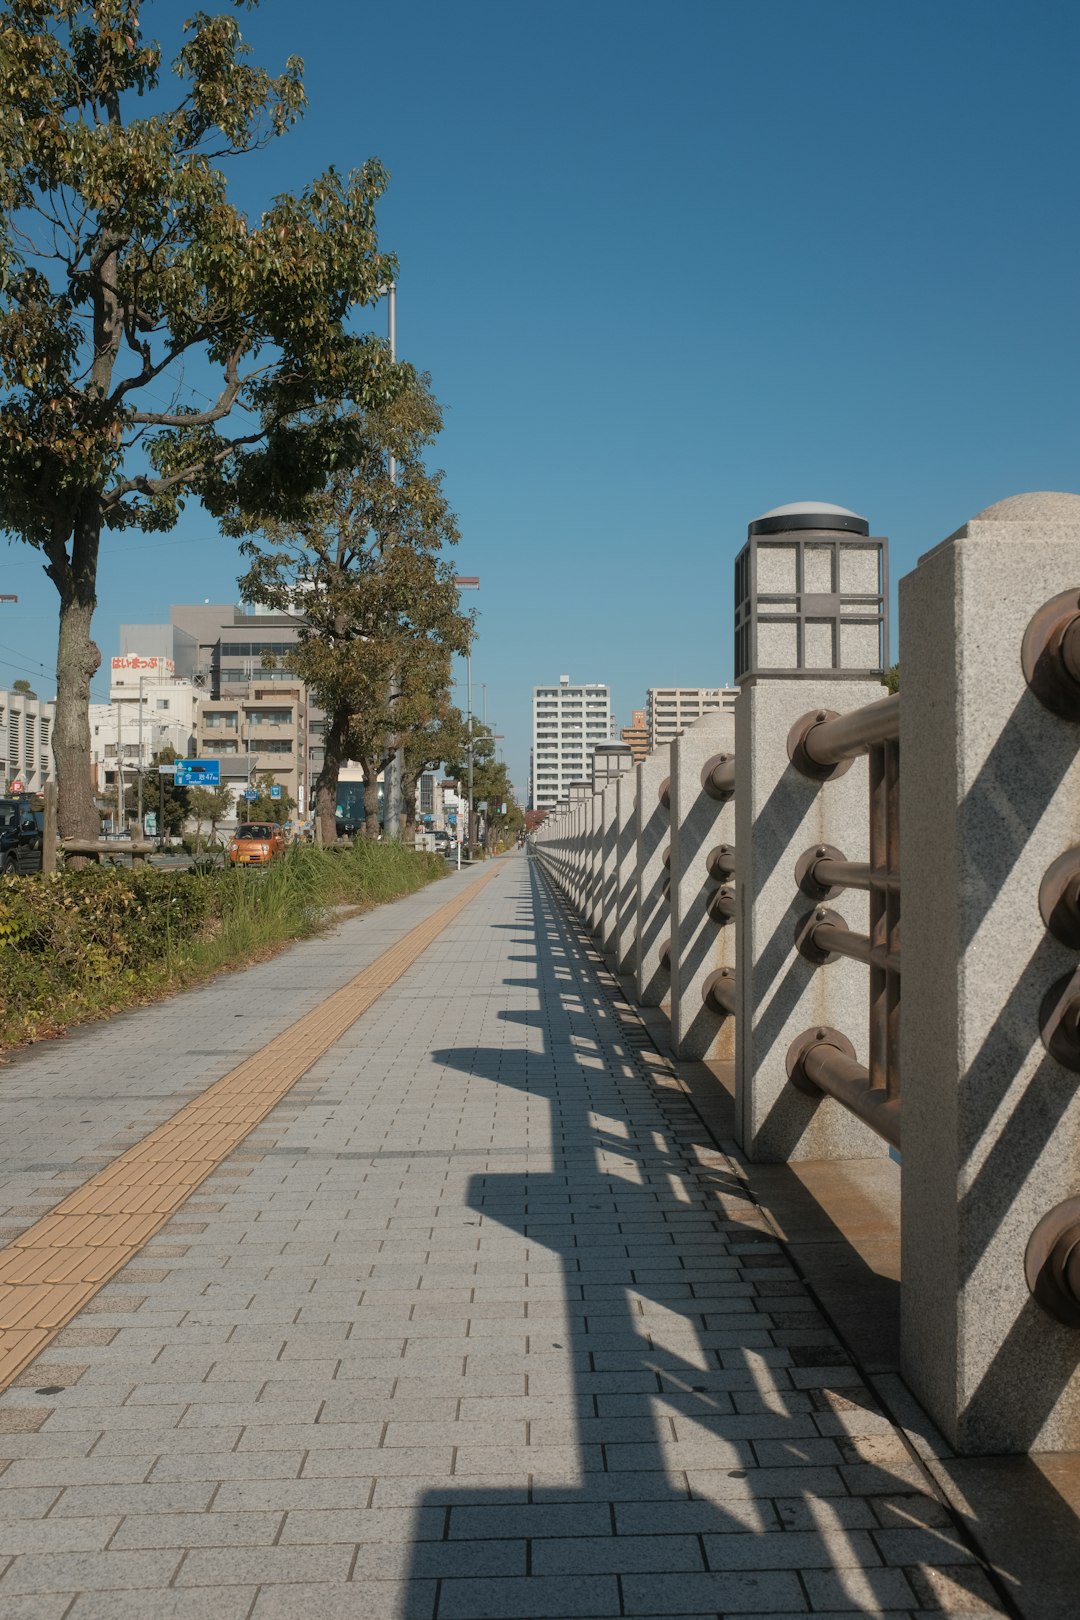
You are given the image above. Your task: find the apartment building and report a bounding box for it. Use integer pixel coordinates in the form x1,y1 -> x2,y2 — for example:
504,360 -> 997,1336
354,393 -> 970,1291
647,686 -> 737,752
194,681 -> 310,817
122,604 -> 317,814
620,707 -> 649,765
531,676 -> 611,808
0,686 -> 55,794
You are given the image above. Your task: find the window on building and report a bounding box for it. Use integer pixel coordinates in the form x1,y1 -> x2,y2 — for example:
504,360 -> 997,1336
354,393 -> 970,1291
203,711 -> 238,731
246,709 -> 293,728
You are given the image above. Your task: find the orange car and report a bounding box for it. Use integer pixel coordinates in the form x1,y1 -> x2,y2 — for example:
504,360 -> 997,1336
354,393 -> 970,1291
228,822 -> 286,867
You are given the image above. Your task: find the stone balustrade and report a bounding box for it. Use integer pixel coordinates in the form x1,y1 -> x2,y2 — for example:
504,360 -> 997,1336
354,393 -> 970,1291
532,490 -> 1080,1459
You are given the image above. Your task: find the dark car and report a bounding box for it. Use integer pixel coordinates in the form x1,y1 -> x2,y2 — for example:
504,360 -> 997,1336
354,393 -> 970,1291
0,798 -> 43,875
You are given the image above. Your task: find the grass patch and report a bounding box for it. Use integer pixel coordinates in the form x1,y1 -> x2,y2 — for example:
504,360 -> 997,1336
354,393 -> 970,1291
0,842 -> 446,1052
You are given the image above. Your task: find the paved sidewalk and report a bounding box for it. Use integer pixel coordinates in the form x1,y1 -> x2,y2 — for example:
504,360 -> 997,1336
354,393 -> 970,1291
0,860 -> 490,1242
0,854 -> 1008,1617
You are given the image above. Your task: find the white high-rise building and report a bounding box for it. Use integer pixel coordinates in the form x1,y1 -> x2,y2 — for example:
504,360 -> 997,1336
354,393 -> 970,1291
532,676 -> 611,808
0,685 -> 55,795
646,686 -> 737,752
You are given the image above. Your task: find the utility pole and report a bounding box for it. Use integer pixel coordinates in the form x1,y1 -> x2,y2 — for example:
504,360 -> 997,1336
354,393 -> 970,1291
115,697 -> 124,835
136,673 -> 146,835
383,282 -> 404,838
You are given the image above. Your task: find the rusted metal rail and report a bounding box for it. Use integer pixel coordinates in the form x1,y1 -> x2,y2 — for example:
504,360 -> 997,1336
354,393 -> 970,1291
705,843 -> 736,882
787,1027 -> 901,1148
702,966 -> 736,1019
787,692 -> 899,779
1022,588 -> 1080,719
787,690 -> 902,1147
701,753 -> 736,801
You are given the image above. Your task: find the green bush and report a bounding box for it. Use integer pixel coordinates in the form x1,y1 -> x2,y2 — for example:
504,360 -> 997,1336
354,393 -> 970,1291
0,843 -> 445,1049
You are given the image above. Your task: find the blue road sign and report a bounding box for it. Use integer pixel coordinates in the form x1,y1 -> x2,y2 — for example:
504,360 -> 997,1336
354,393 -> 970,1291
269,785 -> 282,800
175,758 -> 220,787
242,787 -> 258,801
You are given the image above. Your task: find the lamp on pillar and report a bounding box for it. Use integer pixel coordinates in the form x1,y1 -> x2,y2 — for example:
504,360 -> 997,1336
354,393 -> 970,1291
591,741 -> 634,789
734,502 -> 888,683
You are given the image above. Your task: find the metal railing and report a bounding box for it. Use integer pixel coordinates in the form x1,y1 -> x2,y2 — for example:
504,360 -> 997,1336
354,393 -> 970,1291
785,694 -> 901,1148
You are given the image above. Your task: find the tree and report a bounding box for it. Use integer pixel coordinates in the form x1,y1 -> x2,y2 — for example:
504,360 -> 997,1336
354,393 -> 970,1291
244,773 -> 293,825
882,664 -> 899,693
236,378 -> 471,845
187,782 -> 231,846
12,678 -> 32,694
440,721 -> 520,851
125,744 -> 188,834
0,0 -> 395,843
400,700 -> 469,831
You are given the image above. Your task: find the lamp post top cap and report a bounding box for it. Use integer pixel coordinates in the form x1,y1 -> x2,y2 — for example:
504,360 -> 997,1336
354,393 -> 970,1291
748,501 -> 869,538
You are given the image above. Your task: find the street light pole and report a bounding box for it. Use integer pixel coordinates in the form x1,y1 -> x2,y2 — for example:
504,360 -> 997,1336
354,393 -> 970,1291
382,282 -> 404,838
453,577 -> 480,856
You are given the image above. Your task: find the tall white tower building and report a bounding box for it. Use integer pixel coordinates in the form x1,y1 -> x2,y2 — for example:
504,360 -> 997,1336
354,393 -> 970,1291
531,676 -> 611,808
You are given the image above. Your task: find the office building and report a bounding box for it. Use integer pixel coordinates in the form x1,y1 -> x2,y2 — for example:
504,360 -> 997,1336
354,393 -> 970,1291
647,687 -> 737,752
0,685 -> 55,795
532,676 -> 611,808
621,707 -> 649,764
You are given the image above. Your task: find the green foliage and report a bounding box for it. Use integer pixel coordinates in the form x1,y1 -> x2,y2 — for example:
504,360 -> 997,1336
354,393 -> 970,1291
234,379 -> 471,840
244,773 -> 294,824
187,781 -> 232,844
882,664 -> 899,693
0,0 -> 396,833
127,745 -> 190,834
0,841 -> 444,1048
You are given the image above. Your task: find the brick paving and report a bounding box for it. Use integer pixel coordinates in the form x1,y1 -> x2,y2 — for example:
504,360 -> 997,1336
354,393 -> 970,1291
0,853 -> 1007,1617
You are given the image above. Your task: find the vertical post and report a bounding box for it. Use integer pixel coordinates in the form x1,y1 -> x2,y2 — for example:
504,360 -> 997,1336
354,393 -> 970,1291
901,490 -> 1080,1454
137,674 -> 144,835
466,648 -> 474,856
735,501 -> 890,1161
634,749 -> 671,1007
669,709 -> 736,1060
597,780 -> 621,955
614,770 -> 639,975
384,280 -> 402,836
115,697 -> 124,836
42,779 -> 57,874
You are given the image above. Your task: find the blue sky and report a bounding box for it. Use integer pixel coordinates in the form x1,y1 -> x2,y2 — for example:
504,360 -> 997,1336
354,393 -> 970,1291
1,0 -> 1077,796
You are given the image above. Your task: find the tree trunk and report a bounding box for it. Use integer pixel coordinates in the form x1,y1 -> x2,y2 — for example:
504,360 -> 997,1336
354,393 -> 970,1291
313,709 -> 349,846
402,773 -> 418,831
52,501 -> 102,845
357,750 -> 382,839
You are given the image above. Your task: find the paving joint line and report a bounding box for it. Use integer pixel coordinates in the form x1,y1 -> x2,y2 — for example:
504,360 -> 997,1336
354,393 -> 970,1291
0,858 -> 506,1391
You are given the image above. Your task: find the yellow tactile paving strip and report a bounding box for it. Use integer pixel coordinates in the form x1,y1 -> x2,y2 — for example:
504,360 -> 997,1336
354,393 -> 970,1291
0,860 -> 504,1392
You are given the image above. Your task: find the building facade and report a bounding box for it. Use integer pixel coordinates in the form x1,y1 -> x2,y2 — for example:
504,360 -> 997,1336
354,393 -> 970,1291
620,707 -> 649,764
122,604 -> 317,815
532,676 -> 612,808
194,681 -> 310,819
647,686 -> 737,752
0,686 -> 55,795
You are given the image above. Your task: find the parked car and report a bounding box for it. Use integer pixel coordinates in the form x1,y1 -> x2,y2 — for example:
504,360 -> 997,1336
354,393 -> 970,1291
227,822 -> 286,867
0,797 -> 43,875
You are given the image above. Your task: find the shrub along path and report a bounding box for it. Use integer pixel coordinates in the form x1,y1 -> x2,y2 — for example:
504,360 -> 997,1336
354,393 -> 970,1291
0,842 -> 446,1051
